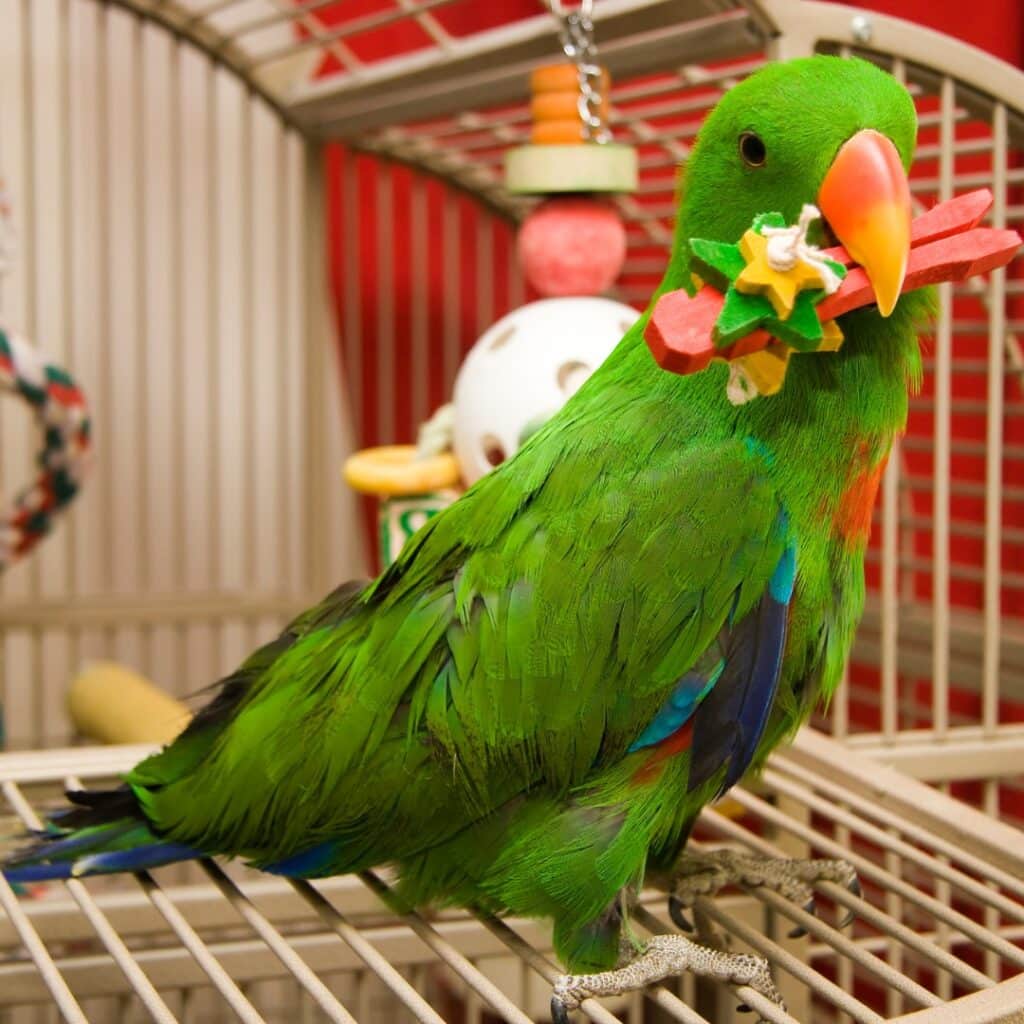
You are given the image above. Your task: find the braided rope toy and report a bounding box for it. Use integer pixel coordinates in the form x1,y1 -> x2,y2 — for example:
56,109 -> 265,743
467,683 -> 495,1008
0,326 -> 91,572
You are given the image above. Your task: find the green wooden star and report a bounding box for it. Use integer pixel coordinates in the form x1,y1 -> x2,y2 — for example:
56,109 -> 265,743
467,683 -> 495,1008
688,212 -> 846,352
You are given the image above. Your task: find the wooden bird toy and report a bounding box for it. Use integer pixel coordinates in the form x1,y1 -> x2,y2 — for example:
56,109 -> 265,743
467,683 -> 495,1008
506,62 -> 636,195
645,190 -> 1020,399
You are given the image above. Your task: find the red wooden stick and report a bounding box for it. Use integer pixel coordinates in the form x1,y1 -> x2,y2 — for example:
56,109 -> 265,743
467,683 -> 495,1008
645,189 -> 1021,376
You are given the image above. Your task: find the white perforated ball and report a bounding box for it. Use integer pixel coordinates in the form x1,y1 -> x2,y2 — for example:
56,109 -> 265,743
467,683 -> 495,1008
452,297 -> 640,486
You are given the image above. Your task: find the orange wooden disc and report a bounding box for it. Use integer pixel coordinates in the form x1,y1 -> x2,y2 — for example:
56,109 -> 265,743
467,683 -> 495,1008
530,63 -> 610,95
531,120 -> 587,145
530,63 -> 580,93
531,91 -> 610,122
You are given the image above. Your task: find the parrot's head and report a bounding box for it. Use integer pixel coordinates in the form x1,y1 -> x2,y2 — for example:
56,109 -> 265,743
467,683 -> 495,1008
678,55 -> 916,320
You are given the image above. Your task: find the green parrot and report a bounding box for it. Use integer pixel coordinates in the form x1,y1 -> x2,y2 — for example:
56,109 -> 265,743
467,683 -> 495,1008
5,56 -> 931,1012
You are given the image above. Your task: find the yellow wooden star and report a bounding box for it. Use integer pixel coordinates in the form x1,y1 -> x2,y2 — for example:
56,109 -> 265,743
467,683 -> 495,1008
734,229 -> 827,320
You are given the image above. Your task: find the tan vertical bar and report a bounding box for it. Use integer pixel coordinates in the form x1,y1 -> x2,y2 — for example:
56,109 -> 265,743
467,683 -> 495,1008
208,58 -> 226,674
885,57 -> 907,975
376,162 -> 395,444
304,141 -> 331,596
133,13 -> 153,678
170,37 -> 187,686
410,174 -> 429,427
240,92 -> 256,649
276,128 -> 291,610
206,58 -> 222,592
982,102 -> 1006,736
881,57 -> 907,740
982,102 -> 1007,983
932,76 -> 955,737
885,839 -> 904,1017
59,0 -> 80,688
96,1 -> 114,666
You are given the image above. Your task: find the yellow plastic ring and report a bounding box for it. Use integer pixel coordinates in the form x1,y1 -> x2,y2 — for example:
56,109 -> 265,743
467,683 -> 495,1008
343,445 -> 461,497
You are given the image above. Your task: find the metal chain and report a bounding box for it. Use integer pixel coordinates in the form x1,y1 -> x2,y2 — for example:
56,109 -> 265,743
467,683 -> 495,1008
549,0 -> 610,144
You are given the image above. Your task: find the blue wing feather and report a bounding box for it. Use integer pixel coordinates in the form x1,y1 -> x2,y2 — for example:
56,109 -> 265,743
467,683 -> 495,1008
686,540 -> 795,795
628,659 -> 725,752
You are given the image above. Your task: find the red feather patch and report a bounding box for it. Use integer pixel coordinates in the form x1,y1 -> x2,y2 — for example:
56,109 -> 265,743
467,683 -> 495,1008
630,721 -> 695,786
833,455 -> 888,545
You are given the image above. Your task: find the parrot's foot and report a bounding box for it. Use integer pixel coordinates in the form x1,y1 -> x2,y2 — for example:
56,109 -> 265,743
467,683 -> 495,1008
550,934 -> 783,1023
669,847 -> 861,937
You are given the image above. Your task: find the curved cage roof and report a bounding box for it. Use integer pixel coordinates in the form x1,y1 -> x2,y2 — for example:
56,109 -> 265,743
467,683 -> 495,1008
109,0 -> 773,129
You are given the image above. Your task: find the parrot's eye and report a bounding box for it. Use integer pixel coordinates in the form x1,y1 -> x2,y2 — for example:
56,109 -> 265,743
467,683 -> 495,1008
738,131 -> 767,167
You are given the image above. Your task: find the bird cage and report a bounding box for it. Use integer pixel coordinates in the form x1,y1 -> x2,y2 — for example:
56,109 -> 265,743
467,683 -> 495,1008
0,1 -> 1022,1022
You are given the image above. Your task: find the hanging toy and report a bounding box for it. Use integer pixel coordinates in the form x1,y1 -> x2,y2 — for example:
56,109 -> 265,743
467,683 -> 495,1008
343,444 -> 461,566
344,1 -> 642,568
450,296 -> 637,486
0,178 -> 91,573
0,328 -> 92,570
645,189 -> 1021,402
344,296 -> 640,565
506,0 -> 636,298
505,2 -> 636,194
517,196 -> 626,298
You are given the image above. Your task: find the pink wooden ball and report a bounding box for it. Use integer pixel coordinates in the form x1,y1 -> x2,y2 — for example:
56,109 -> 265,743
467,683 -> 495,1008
518,198 -> 627,297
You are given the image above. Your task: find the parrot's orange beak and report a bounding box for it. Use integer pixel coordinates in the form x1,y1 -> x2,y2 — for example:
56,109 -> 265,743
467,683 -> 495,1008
818,129 -> 911,317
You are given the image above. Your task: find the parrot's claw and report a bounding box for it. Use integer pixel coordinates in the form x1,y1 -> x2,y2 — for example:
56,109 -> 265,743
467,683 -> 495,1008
668,894 -> 694,932
551,935 -> 784,1022
838,875 -> 862,929
670,848 -> 861,934
550,994 -> 571,1024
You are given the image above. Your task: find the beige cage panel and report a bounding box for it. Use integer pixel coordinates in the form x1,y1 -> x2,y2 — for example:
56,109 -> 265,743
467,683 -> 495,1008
0,0 -> 363,751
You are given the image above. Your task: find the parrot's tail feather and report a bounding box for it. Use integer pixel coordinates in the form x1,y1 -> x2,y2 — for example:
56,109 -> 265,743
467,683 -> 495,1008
3,787 -> 200,883
71,842 -> 201,877
3,819 -> 200,882
3,860 -> 76,883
